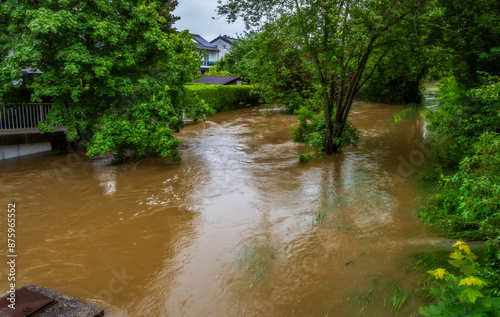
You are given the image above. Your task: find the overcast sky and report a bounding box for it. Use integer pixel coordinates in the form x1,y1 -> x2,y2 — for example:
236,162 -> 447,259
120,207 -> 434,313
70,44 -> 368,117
173,0 -> 247,41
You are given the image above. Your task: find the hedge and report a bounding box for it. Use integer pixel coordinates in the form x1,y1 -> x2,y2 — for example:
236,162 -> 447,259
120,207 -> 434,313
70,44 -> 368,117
184,84 -> 260,112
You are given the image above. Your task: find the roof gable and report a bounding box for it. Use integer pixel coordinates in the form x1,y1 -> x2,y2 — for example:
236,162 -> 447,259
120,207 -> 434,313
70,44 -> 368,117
210,35 -> 234,45
192,34 -> 219,51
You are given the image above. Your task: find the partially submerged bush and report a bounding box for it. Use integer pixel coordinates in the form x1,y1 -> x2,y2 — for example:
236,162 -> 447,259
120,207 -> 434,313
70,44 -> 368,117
293,96 -> 360,161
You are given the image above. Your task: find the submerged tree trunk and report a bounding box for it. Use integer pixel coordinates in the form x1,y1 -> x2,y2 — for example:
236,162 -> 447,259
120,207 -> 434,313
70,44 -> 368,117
323,36 -> 382,155
323,97 -> 335,155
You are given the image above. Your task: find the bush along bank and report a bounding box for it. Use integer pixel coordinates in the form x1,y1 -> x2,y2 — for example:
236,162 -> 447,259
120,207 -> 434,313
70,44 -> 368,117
417,75 -> 500,311
184,84 -> 260,113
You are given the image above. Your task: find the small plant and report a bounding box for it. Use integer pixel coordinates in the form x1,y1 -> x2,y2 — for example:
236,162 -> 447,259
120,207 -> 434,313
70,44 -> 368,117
390,283 -> 410,313
298,149 -> 314,162
315,211 -> 324,221
391,103 -> 424,126
419,241 -> 500,317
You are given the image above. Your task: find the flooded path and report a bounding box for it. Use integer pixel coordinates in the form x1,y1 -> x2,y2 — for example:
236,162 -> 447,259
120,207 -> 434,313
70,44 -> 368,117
0,102 -> 437,316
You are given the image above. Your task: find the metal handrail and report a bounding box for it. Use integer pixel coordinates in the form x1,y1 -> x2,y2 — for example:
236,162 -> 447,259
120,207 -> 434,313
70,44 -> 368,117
201,61 -> 216,66
0,103 -> 54,131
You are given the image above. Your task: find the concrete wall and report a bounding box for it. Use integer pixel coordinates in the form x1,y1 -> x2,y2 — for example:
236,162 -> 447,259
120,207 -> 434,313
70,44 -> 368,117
0,130 -> 66,160
0,142 -> 52,160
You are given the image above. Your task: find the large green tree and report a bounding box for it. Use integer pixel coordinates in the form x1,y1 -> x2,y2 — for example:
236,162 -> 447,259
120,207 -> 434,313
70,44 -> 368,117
218,0 -> 428,154
426,0 -> 500,88
152,0 -> 180,34
0,0 -> 207,163
221,29 -> 314,113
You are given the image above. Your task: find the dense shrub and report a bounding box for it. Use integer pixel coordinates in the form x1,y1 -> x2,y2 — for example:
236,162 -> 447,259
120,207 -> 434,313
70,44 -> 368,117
418,76 -> 500,300
292,95 -> 360,161
419,132 -> 500,239
184,84 -> 260,112
426,75 -> 500,168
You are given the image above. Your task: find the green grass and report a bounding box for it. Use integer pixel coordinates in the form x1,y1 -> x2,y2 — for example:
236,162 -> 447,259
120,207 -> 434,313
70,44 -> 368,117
390,283 -> 410,313
235,243 -> 279,290
424,84 -> 440,89
344,279 -> 413,316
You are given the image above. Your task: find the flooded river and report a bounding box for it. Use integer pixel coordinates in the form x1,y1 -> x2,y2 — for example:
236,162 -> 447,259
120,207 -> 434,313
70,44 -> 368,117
0,102 -> 438,316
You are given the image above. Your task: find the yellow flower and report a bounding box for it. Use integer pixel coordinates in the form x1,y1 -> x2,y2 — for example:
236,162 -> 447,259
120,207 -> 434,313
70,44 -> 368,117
459,276 -> 487,287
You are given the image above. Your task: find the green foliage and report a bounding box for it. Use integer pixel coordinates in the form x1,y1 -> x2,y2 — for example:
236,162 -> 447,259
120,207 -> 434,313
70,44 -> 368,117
391,103 -> 425,126
205,60 -> 233,76
217,33 -> 253,77
219,0 -> 431,154
420,241 -> 500,317
419,132 -> 500,238
205,69 -> 232,77
425,0 -> 500,88
481,237 -> 500,298
418,74 -> 500,302
0,1 -> 205,163
356,66 -> 424,104
426,75 -> 500,168
152,0 -> 179,34
292,96 -> 360,159
184,84 -> 259,112
357,43 -> 428,104
221,28 -> 314,113
297,150 -> 314,163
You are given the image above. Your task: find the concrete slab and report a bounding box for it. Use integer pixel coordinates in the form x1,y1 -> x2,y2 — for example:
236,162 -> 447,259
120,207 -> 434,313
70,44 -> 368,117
0,142 -> 51,160
0,285 -> 104,317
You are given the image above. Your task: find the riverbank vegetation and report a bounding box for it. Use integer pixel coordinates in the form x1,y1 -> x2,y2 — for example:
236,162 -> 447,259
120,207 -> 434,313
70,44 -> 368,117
184,84 -> 259,112
417,242 -> 500,316
416,76 -> 500,307
415,0 -> 500,311
215,0 -> 500,313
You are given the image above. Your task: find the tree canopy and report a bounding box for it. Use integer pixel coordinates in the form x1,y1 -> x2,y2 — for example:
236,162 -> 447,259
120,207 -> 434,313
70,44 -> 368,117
425,0 -> 500,88
0,0 -> 209,163
218,0 -> 429,154
219,29 -> 314,113
152,0 -> 180,34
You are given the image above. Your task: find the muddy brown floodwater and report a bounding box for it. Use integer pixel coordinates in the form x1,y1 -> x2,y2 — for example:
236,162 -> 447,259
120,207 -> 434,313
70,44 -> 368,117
0,102 -> 440,316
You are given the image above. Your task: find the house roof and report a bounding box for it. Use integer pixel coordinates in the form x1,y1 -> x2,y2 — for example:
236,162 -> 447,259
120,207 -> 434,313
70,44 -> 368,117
193,75 -> 241,85
210,35 -> 235,45
192,34 -> 219,52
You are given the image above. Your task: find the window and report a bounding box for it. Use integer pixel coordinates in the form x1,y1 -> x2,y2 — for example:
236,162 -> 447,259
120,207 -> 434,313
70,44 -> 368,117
223,45 -> 227,49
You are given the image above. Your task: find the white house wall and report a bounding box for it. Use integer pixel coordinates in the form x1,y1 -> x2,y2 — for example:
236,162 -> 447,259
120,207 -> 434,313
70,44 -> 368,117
211,39 -> 231,59
195,49 -> 219,65
207,50 -> 218,62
